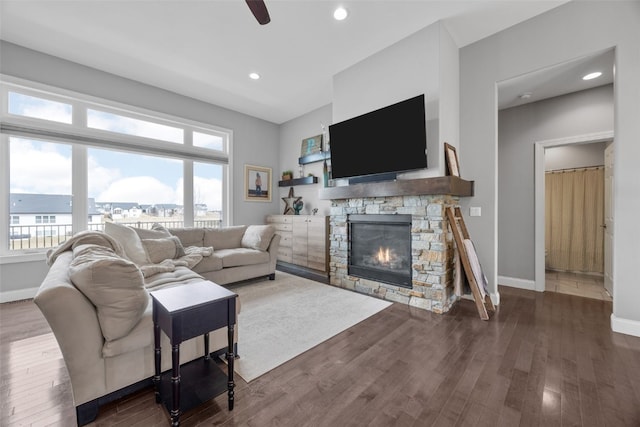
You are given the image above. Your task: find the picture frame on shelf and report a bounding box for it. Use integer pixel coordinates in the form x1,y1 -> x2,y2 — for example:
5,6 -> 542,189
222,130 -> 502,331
244,164 -> 272,202
300,134 -> 323,157
444,142 -> 460,177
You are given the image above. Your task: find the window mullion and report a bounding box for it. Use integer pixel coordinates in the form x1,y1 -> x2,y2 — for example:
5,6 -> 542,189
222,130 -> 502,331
183,160 -> 194,228
0,134 -> 9,253
72,145 -> 88,234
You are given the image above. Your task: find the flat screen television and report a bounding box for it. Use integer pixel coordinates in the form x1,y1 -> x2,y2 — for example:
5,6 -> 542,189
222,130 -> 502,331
329,94 -> 427,183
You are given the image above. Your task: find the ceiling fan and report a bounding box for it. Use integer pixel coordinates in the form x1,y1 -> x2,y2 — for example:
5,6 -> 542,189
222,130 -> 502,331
245,0 -> 271,25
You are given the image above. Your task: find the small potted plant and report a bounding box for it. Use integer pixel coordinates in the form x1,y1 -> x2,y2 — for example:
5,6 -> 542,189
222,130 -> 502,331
282,170 -> 293,181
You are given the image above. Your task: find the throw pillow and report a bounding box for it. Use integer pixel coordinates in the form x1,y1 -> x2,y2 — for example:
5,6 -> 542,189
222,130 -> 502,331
241,224 -> 275,251
133,226 -> 171,239
204,225 -> 248,250
168,228 -> 205,247
141,236 -> 187,264
69,244 -> 149,342
104,222 -> 150,265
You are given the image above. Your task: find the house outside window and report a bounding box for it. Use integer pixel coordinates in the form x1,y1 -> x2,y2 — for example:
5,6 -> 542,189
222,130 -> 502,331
1,77 -> 232,253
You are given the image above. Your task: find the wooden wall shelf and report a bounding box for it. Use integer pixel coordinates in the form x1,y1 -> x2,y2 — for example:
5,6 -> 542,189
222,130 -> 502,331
279,176 -> 319,187
318,176 -> 474,199
298,151 -> 330,165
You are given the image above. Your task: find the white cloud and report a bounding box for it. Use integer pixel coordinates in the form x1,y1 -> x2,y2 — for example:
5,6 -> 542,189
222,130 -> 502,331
88,155 -> 121,198
9,139 -> 72,194
175,176 -> 223,211
97,176 -> 177,204
194,176 -> 223,211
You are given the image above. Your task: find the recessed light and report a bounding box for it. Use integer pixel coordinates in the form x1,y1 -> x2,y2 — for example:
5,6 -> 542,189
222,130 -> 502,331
583,72 -> 602,81
333,6 -> 348,21
249,72 -> 260,80
519,92 -> 533,99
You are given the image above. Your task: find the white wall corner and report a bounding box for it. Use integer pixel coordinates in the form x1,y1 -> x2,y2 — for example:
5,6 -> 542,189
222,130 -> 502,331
498,275 -> 537,291
611,314 -> 640,338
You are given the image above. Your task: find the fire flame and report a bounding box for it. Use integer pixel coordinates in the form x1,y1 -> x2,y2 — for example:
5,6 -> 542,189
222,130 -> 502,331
377,247 -> 391,263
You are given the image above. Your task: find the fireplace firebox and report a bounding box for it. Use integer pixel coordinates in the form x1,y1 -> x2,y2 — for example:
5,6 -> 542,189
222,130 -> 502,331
348,214 -> 412,288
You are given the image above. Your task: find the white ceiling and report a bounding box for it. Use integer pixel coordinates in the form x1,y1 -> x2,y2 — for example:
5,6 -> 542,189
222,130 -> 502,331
1,0 -> 604,125
497,48 -> 615,110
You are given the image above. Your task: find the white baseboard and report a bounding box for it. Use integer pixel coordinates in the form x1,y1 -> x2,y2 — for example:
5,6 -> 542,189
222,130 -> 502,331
498,276 -> 536,291
0,287 -> 38,303
611,314 -> 640,338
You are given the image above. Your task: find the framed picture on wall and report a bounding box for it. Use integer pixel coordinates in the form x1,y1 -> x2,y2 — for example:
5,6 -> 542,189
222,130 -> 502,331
444,142 -> 460,177
244,164 -> 272,202
300,134 -> 323,157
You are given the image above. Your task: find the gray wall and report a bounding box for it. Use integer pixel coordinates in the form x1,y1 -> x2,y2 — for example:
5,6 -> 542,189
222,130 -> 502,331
545,142 -> 606,171
498,84 -> 613,281
0,41 -> 281,297
0,41 -> 281,226
280,21 -> 459,216
332,21 -> 459,177
461,1 -> 640,331
278,104 -> 333,216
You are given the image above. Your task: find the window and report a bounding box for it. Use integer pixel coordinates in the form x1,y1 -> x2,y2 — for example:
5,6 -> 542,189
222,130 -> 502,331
8,91 -> 73,124
194,131 -> 224,151
194,162 -> 223,227
88,148 -> 184,225
87,109 -> 183,143
36,215 -> 56,224
2,77 -> 231,254
8,137 -> 72,250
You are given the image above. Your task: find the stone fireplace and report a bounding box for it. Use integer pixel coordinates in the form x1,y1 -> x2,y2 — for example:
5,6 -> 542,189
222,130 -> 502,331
348,214 -> 412,288
319,176 -> 474,314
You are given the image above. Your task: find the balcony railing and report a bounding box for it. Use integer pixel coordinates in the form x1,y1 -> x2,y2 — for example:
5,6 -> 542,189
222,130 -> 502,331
8,220 -> 222,251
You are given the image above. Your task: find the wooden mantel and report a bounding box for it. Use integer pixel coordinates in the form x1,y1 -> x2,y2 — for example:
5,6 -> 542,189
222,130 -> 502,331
318,176 -> 474,200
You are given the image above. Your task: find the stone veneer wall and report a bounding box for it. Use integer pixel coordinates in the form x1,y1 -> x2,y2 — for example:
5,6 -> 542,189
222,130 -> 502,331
329,195 -> 460,313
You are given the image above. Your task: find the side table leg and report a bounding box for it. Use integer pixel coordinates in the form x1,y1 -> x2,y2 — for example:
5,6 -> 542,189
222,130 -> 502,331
227,324 -> 235,410
171,344 -> 181,426
153,322 -> 161,403
204,332 -> 210,360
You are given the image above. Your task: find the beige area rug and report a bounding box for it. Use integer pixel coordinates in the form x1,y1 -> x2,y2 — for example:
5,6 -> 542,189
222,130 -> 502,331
226,272 -> 392,383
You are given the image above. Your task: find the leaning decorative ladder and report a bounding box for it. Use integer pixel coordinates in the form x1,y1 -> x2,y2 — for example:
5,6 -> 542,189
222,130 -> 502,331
446,206 -> 496,320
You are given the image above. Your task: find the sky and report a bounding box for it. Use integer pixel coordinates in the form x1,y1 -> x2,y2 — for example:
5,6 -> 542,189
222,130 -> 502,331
8,92 -> 224,211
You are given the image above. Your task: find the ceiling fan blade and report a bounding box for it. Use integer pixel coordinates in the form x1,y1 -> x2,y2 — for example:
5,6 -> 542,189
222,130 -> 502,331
245,0 -> 271,25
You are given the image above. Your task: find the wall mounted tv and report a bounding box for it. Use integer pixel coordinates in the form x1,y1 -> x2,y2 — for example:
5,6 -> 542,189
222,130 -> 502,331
329,94 -> 427,183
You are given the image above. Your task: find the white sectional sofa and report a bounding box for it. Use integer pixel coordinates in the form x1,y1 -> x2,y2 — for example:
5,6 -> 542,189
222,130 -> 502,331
34,222 -> 280,425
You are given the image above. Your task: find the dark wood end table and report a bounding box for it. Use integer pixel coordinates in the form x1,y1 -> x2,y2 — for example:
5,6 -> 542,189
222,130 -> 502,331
150,280 -> 237,426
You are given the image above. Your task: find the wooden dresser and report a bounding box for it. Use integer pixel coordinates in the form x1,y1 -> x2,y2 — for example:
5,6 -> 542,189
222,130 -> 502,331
266,214 -> 329,274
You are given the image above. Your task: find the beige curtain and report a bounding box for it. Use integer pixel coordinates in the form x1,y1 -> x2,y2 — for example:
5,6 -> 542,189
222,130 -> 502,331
545,167 -> 604,273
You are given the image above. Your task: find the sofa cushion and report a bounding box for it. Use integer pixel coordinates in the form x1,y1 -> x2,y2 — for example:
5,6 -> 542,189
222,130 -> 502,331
204,225 -> 248,250
133,225 -> 172,239
141,236 -> 186,264
191,252 -> 224,274
216,247 -> 270,268
144,266 -> 205,290
69,244 -> 149,342
102,302 -> 154,357
241,224 -> 275,251
104,222 -> 150,265
169,228 -> 205,247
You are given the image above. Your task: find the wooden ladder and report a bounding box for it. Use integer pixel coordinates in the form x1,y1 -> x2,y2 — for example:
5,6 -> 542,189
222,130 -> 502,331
446,206 -> 496,320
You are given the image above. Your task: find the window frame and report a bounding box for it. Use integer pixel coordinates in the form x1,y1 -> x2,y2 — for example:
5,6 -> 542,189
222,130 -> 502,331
0,75 -> 234,257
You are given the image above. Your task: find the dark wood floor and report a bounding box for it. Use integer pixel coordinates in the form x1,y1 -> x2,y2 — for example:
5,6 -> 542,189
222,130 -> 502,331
2,285 -> 640,426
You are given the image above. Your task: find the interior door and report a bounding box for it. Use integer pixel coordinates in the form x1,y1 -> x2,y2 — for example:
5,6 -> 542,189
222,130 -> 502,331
604,141 -> 614,296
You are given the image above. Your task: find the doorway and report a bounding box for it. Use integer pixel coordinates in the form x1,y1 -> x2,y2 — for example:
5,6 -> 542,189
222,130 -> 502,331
534,132 -> 614,299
